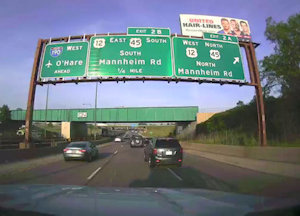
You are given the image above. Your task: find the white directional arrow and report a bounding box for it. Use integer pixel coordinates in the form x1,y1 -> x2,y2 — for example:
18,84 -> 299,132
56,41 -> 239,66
233,57 -> 240,64
45,60 -> 53,68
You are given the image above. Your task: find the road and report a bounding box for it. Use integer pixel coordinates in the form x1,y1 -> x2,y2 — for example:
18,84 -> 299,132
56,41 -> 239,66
1,142 -> 300,200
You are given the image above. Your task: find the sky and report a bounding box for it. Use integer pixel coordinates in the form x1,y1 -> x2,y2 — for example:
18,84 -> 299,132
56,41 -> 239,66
0,0 -> 299,111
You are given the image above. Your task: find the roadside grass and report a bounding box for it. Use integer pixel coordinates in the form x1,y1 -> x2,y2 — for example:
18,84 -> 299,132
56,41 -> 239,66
179,131 -> 300,147
142,126 -> 176,138
35,123 -> 60,133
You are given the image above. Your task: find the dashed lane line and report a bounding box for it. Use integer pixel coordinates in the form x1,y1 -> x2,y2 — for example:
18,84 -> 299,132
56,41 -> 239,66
86,149 -> 119,183
87,167 -> 102,180
167,168 -> 183,181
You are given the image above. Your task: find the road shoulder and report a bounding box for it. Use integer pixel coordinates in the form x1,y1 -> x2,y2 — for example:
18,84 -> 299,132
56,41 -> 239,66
184,149 -> 300,179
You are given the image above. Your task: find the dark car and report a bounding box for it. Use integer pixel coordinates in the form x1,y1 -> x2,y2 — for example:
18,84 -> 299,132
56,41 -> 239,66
144,138 -> 183,167
63,141 -> 98,162
130,135 -> 144,147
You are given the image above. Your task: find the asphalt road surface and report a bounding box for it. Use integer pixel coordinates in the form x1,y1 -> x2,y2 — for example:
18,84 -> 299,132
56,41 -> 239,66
2,142 -> 300,200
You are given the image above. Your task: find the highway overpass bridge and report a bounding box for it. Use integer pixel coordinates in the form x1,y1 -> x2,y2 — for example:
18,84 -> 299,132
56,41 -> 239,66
10,106 -> 218,141
11,106 -> 199,123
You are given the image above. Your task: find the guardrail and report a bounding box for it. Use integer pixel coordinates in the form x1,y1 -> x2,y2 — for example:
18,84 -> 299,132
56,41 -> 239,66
0,144 -> 19,150
0,138 -> 68,150
0,137 -> 113,150
0,137 -> 113,164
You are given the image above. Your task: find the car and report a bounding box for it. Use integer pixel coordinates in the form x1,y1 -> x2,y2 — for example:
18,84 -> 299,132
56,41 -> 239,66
130,135 -> 144,147
114,137 -> 122,142
144,138 -> 183,168
63,141 -> 98,162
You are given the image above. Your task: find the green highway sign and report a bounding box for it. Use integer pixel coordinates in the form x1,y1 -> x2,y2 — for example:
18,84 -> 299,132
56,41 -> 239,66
173,37 -> 245,81
40,41 -> 88,78
88,35 -> 173,77
203,32 -> 238,43
127,27 -> 170,36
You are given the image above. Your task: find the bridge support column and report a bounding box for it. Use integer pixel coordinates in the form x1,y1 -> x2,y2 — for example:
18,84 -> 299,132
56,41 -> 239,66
61,122 -> 88,141
175,122 -> 191,135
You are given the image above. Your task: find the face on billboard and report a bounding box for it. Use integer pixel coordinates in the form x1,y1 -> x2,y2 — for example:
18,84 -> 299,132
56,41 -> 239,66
230,20 -> 237,30
221,19 -> 230,31
240,22 -> 249,34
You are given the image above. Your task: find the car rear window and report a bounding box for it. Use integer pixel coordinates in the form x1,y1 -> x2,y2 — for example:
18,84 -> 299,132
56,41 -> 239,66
68,143 -> 87,148
156,140 -> 180,148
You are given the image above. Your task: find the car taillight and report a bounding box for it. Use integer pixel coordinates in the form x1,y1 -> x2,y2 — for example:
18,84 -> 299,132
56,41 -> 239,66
80,149 -> 86,153
178,159 -> 182,162
63,148 -> 69,152
153,148 -> 157,155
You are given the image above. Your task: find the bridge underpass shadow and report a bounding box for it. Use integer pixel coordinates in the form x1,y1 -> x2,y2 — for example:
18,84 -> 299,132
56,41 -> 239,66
129,165 -> 235,193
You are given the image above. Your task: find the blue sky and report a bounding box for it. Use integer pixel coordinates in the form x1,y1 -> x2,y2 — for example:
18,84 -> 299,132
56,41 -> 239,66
0,0 -> 299,111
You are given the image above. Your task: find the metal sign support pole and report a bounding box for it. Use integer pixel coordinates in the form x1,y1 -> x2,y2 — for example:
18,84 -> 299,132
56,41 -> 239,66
44,84 -> 49,138
24,39 -> 43,148
249,43 -> 267,147
94,82 -> 98,140
244,43 -> 267,146
25,35 -> 266,147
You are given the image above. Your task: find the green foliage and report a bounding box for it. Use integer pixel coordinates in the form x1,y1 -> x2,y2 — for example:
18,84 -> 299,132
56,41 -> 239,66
236,101 -> 244,107
142,126 -> 176,138
260,13 -> 300,144
261,13 -> 300,97
193,131 -> 258,146
195,96 -> 300,146
0,105 -> 11,123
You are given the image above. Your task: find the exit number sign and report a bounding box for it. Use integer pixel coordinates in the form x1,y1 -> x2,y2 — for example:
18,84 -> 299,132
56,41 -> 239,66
127,27 -> 170,36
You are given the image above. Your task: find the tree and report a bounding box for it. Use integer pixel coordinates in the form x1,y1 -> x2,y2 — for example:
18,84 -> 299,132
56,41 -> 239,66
236,101 -> 244,107
0,105 -> 11,123
261,13 -> 300,142
261,13 -> 300,97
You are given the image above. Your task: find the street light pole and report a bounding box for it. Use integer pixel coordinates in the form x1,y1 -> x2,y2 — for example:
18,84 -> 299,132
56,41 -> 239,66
44,84 -> 49,138
94,82 -> 98,140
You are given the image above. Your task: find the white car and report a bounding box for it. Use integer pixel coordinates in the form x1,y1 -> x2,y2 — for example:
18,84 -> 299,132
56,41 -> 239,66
114,137 -> 122,142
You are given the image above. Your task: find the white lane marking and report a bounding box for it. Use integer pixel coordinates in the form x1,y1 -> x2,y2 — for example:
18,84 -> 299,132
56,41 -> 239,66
87,167 -> 102,180
167,168 -> 182,181
86,149 -> 118,182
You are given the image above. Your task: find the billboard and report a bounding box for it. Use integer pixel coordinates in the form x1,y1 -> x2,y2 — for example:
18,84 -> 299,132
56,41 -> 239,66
180,14 -> 251,41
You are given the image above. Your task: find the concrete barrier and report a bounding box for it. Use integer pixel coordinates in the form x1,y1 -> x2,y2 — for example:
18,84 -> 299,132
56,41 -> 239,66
181,142 -> 300,164
0,138 -> 113,164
